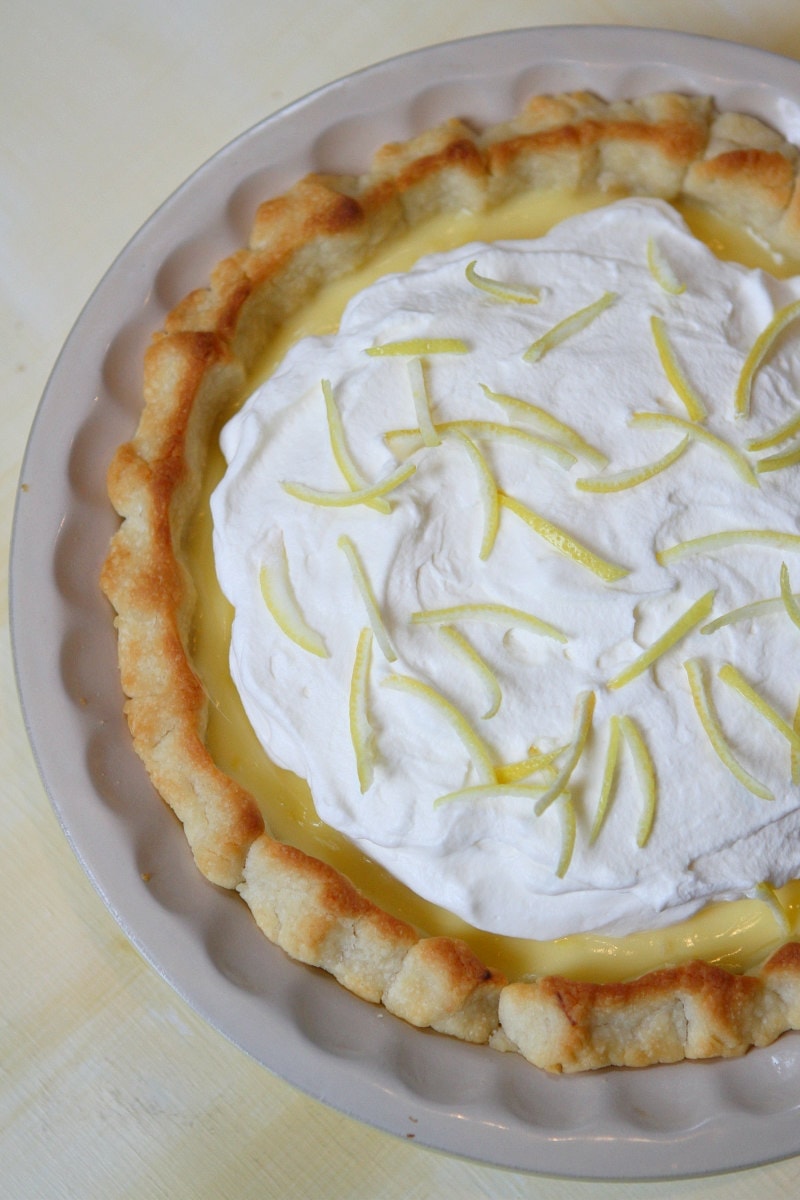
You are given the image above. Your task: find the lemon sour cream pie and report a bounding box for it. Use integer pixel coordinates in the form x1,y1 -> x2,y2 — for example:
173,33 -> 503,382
102,91 -> 800,1071
211,197 -> 800,942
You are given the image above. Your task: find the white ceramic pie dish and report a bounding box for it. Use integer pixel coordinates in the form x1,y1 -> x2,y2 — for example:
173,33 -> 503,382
11,25 -> 800,1178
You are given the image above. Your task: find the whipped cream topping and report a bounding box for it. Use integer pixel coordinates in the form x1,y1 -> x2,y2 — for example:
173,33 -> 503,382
211,199 -> 800,939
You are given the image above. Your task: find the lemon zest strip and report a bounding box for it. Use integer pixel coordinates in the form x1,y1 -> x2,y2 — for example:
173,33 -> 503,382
617,715 -> 657,848
650,315 -> 707,422
384,419 -> 576,469
735,297 -> 800,418
629,411 -> 757,487
366,338 -> 468,357
406,357 -> 440,448
444,419 -> 576,467
657,529 -> 800,566
442,428 -> 499,559
780,562 -> 800,633
756,441 -> 800,474
534,691 -> 596,816
480,384 -> 608,469
349,628 -> 375,793
500,492 -> 629,582
338,534 -> 397,663
321,378 -> 390,514
684,658 -> 774,802
523,291 -> 617,363
646,238 -> 686,295
437,625 -> 502,719
432,782 -> 547,810
432,779 -> 578,878
753,882 -> 791,935
381,673 -> 496,783
282,460 -> 416,507
700,596 -> 792,635
718,663 -> 800,755
411,602 -> 568,644
607,590 -> 716,691
465,259 -> 541,304
556,793 -> 577,879
576,435 -> 690,493
383,427 -> 434,460
589,716 -> 623,844
496,745 -> 568,784
747,410 -> 800,452
259,547 -> 328,659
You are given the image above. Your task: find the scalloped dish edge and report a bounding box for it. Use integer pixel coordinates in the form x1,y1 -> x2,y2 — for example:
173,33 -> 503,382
101,89 -> 800,1073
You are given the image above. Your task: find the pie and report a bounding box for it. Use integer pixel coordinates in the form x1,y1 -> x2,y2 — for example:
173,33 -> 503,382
101,90 -> 800,1073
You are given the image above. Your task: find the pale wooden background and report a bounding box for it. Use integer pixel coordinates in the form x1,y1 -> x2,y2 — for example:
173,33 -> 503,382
5,2 -> 800,1196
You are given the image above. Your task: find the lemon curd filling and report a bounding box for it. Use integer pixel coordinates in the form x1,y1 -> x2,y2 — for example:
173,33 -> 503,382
189,188 -> 800,983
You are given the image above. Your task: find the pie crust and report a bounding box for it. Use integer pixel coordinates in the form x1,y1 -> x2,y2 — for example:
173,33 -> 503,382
101,90 -> 800,1072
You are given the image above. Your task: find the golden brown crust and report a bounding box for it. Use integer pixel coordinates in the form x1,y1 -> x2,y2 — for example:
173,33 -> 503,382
101,91 -> 800,1066
494,948 -> 800,1072
239,834 -> 504,1040
484,92 -> 713,201
683,106 -> 800,250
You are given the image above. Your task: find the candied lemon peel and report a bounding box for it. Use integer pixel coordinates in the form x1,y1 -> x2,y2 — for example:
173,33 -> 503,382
282,459 -> 416,507
649,314 -> 707,421
684,657 -> 775,802
365,337 -> 468,356
479,384 -> 606,468
465,259 -> 541,304
590,716 -> 623,844
607,590 -> 716,691
437,624 -> 503,720
322,378 -> 391,513
719,663 -> 800,756
349,627 -> 376,792
646,237 -> 686,295
618,715 -> 658,849
499,492 -> 629,581
381,673 -> 496,783
735,296 -> 800,418
629,411 -> 757,486
523,290 -> 617,363
576,434 -> 689,493
338,534 -> 397,663
780,562 -> 800,631
657,529 -> 800,565
259,543 -> 328,658
411,602 -> 568,642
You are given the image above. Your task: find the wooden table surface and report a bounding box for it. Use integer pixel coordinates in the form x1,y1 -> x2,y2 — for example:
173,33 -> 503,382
6,2 -> 800,1196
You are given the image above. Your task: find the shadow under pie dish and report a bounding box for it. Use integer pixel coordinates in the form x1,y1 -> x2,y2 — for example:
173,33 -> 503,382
100,88 -> 800,1074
